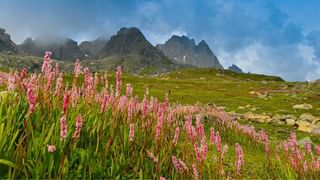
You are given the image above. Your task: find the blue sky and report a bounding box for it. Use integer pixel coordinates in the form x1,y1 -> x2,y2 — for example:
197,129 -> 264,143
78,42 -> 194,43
0,0 -> 320,81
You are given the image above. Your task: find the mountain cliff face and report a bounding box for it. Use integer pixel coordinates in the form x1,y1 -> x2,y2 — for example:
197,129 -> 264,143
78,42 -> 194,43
0,28 -> 18,53
18,37 -> 85,61
156,35 -> 223,69
228,64 -> 243,73
97,27 -> 174,73
79,38 -> 107,59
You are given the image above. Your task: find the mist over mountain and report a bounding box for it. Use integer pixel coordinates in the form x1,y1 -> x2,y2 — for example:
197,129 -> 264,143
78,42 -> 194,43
18,37 -> 85,61
156,35 -> 223,69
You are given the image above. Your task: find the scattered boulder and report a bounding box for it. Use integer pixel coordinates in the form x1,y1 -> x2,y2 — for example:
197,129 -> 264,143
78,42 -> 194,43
296,121 -> 312,133
285,119 -> 296,126
243,112 -> 271,123
298,113 -> 316,123
293,103 -> 313,110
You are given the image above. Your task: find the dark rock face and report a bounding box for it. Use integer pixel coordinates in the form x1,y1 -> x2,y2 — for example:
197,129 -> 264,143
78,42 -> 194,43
18,37 -> 85,61
97,27 -> 173,71
228,64 -> 243,73
0,28 -> 18,53
79,38 -> 107,59
156,35 -> 223,69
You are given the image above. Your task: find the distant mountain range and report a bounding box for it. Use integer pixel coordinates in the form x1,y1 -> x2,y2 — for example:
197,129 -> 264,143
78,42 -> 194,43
0,26 -> 246,74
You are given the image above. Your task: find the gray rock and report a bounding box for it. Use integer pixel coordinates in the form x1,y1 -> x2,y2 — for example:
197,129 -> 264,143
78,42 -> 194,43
285,119 -> 296,126
293,103 -> 313,110
298,113 -> 316,123
311,128 -> 320,135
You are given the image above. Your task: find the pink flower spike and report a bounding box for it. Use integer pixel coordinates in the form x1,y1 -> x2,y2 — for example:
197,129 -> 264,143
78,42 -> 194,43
235,143 -> 244,176
60,115 -> 67,141
173,127 -> 180,146
62,91 -> 70,114
26,85 -> 36,113
160,177 -> 166,180
210,127 -> 215,144
192,164 -> 199,180
72,114 -> 83,139
47,145 -> 56,153
172,156 -> 182,173
129,123 -> 134,142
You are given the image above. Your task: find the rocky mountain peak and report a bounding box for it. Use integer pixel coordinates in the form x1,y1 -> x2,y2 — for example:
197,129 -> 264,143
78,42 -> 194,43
156,35 -> 223,69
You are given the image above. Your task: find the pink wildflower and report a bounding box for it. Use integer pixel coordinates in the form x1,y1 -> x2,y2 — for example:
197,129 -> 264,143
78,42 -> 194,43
210,127 -> 215,144
47,145 -> 56,153
173,127 -> 180,146
305,143 -> 312,154
127,99 -> 133,122
42,51 -> 52,76
26,85 -> 36,113
72,114 -> 83,139
126,83 -> 133,97
129,123 -> 134,142
201,135 -> 208,160
142,95 -> 148,117
178,159 -> 189,173
215,131 -> 222,152
235,143 -> 244,175
115,66 -> 122,97
316,145 -> 320,156
196,114 -> 204,137
192,164 -> 199,180
54,73 -> 63,96
73,59 -> 82,78
60,115 -> 67,140
62,91 -> 70,114
160,177 -> 166,180
172,156 -> 182,173
155,123 -> 161,140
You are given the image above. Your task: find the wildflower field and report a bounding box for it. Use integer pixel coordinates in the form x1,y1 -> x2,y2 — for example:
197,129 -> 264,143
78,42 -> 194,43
0,52 -> 319,179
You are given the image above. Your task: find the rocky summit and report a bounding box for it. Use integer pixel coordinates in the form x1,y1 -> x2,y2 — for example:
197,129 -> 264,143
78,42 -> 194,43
156,35 -> 223,69
0,28 -> 18,53
97,27 -> 175,73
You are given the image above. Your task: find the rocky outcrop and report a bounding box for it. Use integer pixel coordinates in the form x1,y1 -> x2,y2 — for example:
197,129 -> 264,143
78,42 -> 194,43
79,38 -> 107,59
156,35 -> 223,69
0,28 -> 18,53
228,64 -> 243,73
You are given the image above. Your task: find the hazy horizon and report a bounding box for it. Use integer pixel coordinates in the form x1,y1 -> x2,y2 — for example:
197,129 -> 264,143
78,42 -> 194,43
1,0 -> 320,81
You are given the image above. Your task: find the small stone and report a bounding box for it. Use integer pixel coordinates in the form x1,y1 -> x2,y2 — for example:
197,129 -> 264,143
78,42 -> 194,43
293,103 -> 313,110
285,119 -> 296,126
